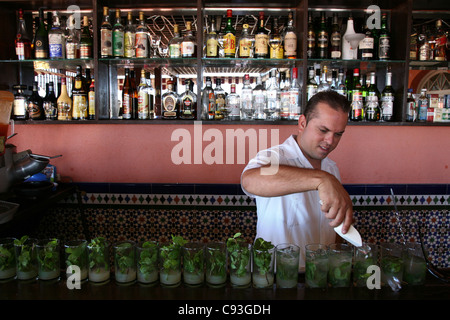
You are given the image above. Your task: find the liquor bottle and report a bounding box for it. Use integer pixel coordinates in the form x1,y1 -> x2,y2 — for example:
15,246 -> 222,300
254,12 -> 269,59
283,11 -> 297,59
434,20 -> 447,61
225,84 -> 240,121
12,84 -> 28,120
237,16 -> 252,58
80,16 -> 92,59
48,11 -> 64,59
240,74 -> 254,120
317,66 -> 331,92
145,72 -> 155,119
359,22 -> 374,60
223,10 -> 236,58
181,21 -> 196,58
367,72 -> 380,100
289,67 -> 301,120
43,82 -> 57,120
378,13 -> 390,60
214,78 -> 226,120
121,68 -> 133,119
180,79 -> 197,120
169,24 -> 182,58
361,74 -> 368,103
66,15 -> 80,59
206,16 -> 219,58
252,76 -> 266,120
417,88 -> 428,122
316,12 -> 328,59
336,68 -> 347,96
409,26 -> 418,61
72,66 -> 87,120
15,9 -> 32,60
112,9 -> 124,58
365,72 -> 380,121
265,70 -> 280,120
57,76 -> 72,120
201,76 -> 216,120
130,70 -> 138,119
342,15 -> 356,60
315,68 -> 321,86
380,67 -> 394,121
330,70 -> 338,91
137,69 -> 149,119
162,79 -> 179,119
124,12 -> 135,58
34,8 -> 48,59
135,12 -> 148,58
427,25 -> 436,60
406,88 -> 416,122
306,66 -> 318,101
306,13 -> 315,59
84,68 -> 92,93
269,17 -> 283,59
27,81 -> 44,120
418,26 -> 430,61
88,79 -> 95,120
350,68 -> 363,121
330,13 -> 341,59
100,7 -> 112,58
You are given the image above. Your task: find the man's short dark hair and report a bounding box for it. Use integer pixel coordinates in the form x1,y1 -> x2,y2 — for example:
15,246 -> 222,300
303,91 -> 351,122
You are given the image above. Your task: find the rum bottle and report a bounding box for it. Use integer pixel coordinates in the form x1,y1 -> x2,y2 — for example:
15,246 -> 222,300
201,76 -> 216,120
137,69 -> 149,119
283,11 -> 297,59
180,79 -> 197,120
135,12 -> 148,58
121,68 -> 133,119
15,9 -> 31,60
269,17 -> 283,59
100,7 -> 112,58
162,79 -> 179,119
350,68 -> 363,121
254,12 -> 269,59
181,21 -> 196,58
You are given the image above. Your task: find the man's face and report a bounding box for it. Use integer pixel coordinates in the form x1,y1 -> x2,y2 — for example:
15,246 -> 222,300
296,102 -> 348,168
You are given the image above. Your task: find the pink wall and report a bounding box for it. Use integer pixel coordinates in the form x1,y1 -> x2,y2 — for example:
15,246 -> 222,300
8,123 -> 450,185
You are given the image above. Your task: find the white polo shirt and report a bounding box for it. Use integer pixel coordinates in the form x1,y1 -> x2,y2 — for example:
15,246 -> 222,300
241,135 -> 340,269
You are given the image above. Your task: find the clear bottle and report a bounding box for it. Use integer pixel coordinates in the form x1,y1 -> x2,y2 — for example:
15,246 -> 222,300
289,67 -> 301,120
169,24 -> 182,58
283,11 -> 297,59
48,11 -> 65,59
269,17 -> 283,59
378,13 -> 390,60
417,88 -> 428,122
316,12 -> 328,59
162,79 -> 179,119
342,15 -> 356,60
100,7 -> 112,58
306,66 -> 318,101
317,66 -> 331,92
280,71 -> 291,120
88,79 -> 95,120
330,13 -> 341,59
146,72 -> 155,119
223,10 -> 236,58
27,81 -> 44,120
66,14 -> 80,59
254,12 -> 269,59
112,9 -> 124,58
214,78 -> 226,120
336,68 -> 347,97
57,76 -> 72,120
137,70 -> 149,120
365,72 -> 380,121
350,68 -> 363,121
206,16 -> 219,58
380,67 -> 394,121
124,12 -> 135,58
34,8 -> 48,59
306,13 -> 315,59
135,12 -> 148,58
43,82 -> 57,120
201,76 -> 216,120
79,16 -> 93,59
12,84 -> 28,120
265,70 -> 280,121
238,16 -> 252,58
406,88 -> 416,122
15,9 -> 31,60
226,84 -> 240,121
240,74 -> 254,120
180,79 -> 197,120
181,21 -> 196,58
252,76 -> 266,120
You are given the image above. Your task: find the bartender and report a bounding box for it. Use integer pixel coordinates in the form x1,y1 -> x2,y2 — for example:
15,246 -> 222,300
241,91 -> 353,268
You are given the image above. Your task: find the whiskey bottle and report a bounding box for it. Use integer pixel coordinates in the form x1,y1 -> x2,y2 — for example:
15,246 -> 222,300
48,11 -> 64,59
254,12 -> 269,59
380,67 -> 394,121
43,82 -> 57,120
66,15 -> 80,59
80,16 -> 93,59
350,68 -> 363,121
180,79 -> 197,120
283,11 -> 297,59
112,9 -> 124,58
162,79 -> 179,119
226,84 -> 240,121
306,66 -> 318,101
223,10 -> 236,58
316,12 -> 328,59
330,13 -> 341,59
181,21 -> 196,58
15,9 -> 31,60
240,74 -> 254,120
306,13 -> 315,59
12,84 -> 28,120
57,76 -> 72,120
359,23 -> 374,60
100,7 -> 112,58
72,66 -> 87,120
201,76 -> 216,120
378,13 -> 390,60
34,8 -> 48,59
135,12 -> 148,58
124,12 -> 135,58
214,78 -> 226,120
27,81 -> 44,120
169,24 -> 182,58
137,69 -> 149,119
269,17 -> 283,59
238,16 -> 252,58
206,16 -> 219,58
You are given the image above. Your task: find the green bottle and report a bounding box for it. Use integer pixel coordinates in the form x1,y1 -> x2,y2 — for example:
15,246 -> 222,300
112,9 -> 124,58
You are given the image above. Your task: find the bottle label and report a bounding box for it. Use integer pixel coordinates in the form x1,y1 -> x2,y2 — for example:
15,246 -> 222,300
254,34 -> 269,55
317,31 -> 328,48
207,92 -> 216,114
135,32 -> 148,58
80,44 -> 92,58
49,35 -> 64,58
378,36 -> 390,59
223,33 -> 236,56
13,99 -> 26,117
359,37 -> 374,49
406,101 -> 415,120
206,38 -> 218,57
169,44 -> 181,58
182,97 -> 193,114
381,95 -> 394,117
124,32 -> 135,58
66,42 -> 77,59
101,29 -> 112,56
122,93 -> 131,119
181,41 -> 195,56
270,45 -> 284,59
89,91 -> 95,117
73,95 -> 87,119
28,102 -> 42,119
16,43 -> 25,57
163,95 -> 177,117
284,33 -> 297,57
138,92 -> 149,119
57,101 -> 71,120
239,39 -> 251,57
113,31 -> 124,56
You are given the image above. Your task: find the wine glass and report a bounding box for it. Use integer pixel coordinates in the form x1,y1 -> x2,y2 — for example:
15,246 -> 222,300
43,102 -> 55,120
79,101 -> 88,120
61,102 -> 71,121
150,34 -> 161,58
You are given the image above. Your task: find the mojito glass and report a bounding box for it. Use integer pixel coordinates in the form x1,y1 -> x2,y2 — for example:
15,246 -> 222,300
252,245 -> 275,288
275,243 -> 299,288
353,243 -> 378,287
0,237 -> 16,280
205,242 -> 227,287
380,242 -> 404,288
403,242 -> 427,285
305,243 -> 328,288
327,243 -> 352,287
182,242 -> 205,287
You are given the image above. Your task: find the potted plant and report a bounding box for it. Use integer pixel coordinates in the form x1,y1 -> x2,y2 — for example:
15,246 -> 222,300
65,239 -> 89,281
37,238 -> 60,280
137,240 -> 158,285
14,235 -> 38,281
205,242 -> 227,287
182,242 -> 205,286
113,240 -> 136,284
0,237 -> 16,280
159,235 -> 186,287
252,237 -> 275,288
227,232 -> 251,288
88,237 -> 110,283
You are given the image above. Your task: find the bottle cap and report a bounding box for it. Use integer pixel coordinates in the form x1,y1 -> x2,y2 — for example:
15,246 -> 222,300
227,10 -> 232,17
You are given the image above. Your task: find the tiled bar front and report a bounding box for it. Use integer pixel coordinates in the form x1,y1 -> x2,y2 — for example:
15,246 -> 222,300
37,183 -> 449,268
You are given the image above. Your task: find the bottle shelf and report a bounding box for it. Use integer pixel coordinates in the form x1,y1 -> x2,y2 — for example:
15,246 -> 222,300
409,61 -> 450,70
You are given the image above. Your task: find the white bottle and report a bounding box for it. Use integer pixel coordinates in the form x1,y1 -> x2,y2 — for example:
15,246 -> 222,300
342,16 -> 356,60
